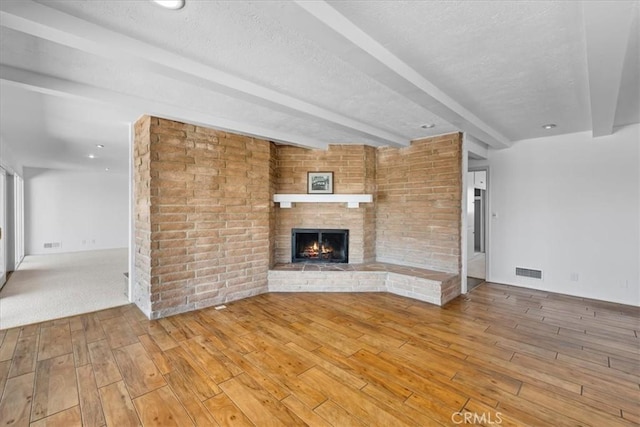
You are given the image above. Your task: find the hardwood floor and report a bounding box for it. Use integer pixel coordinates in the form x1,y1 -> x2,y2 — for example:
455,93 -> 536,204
0,283 -> 638,426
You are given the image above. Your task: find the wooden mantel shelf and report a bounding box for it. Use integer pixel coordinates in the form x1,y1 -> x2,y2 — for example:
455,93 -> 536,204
273,194 -> 373,208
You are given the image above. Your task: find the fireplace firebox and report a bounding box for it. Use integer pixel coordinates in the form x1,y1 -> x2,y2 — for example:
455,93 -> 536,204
292,229 -> 348,263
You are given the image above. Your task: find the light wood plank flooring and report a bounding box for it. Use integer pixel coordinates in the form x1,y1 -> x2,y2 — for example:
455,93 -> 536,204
0,283 -> 638,426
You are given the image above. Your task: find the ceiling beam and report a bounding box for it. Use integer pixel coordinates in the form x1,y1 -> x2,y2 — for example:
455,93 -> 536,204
582,1 -> 637,137
0,0 -> 407,147
292,0 -> 512,149
0,65 -> 332,150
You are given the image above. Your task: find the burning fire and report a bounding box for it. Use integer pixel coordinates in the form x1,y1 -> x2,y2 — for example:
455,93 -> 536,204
301,241 -> 333,259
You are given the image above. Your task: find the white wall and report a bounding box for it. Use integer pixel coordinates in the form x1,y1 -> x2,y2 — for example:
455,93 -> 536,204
488,124 -> 640,306
25,168 -> 128,254
0,136 -> 22,177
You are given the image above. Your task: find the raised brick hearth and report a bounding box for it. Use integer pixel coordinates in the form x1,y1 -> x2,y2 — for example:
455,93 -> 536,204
133,116 -> 462,319
269,262 -> 461,306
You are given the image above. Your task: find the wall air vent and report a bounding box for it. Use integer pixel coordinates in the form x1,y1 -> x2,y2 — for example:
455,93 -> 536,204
43,242 -> 61,249
516,267 -> 542,279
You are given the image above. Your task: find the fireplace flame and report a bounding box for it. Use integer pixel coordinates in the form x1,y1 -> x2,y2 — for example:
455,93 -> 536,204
302,241 -> 333,259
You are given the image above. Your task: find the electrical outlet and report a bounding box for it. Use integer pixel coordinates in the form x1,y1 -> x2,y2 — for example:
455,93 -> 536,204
570,272 -> 579,282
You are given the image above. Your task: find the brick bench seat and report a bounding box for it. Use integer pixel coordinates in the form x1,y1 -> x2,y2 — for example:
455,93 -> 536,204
268,262 -> 461,306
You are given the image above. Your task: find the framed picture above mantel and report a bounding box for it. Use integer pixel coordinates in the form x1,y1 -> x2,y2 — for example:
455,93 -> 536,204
307,171 -> 334,194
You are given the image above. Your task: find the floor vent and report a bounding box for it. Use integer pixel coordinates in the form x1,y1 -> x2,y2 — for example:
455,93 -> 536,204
516,267 -> 542,279
43,242 -> 61,249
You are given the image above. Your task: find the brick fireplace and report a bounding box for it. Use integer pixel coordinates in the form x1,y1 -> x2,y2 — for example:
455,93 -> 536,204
274,144 -> 376,264
133,116 -> 462,319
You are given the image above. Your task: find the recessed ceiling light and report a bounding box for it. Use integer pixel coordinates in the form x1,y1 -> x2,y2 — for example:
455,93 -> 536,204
421,123 -> 436,129
88,154 -> 96,159
151,0 -> 185,10
542,123 -> 556,130
105,168 -> 110,172
96,144 -> 105,148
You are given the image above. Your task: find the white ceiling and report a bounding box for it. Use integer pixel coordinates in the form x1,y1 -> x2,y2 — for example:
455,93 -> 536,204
0,0 -> 638,173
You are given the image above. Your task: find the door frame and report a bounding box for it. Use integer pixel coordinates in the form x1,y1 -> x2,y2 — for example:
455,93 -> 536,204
0,168 -> 6,287
468,165 -> 490,286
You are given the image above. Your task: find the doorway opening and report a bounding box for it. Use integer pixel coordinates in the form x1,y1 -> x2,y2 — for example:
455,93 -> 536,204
467,168 -> 487,291
0,168 -> 130,329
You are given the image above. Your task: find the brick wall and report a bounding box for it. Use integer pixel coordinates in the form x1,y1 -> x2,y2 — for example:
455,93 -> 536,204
134,116 -> 273,319
269,143 -> 278,268
363,146 -> 377,263
133,122 -> 463,318
274,145 -> 376,264
376,133 -> 462,273
133,115 -> 152,317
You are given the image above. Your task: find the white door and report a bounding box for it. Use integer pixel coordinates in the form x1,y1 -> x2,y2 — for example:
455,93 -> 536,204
0,170 -> 6,286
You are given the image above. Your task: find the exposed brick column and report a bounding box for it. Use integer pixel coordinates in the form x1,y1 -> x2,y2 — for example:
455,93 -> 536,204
133,115 -> 152,317
133,116 -> 273,319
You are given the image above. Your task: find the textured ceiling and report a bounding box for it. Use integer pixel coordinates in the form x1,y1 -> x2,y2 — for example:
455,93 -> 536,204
0,0 -> 638,173
0,83 -> 135,172
330,1 -> 592,140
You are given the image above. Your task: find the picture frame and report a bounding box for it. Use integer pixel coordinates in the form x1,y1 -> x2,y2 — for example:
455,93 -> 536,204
307,171 -> 334,194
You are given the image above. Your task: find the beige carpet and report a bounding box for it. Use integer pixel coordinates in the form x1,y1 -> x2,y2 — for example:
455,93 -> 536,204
0,248 -> 130,329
